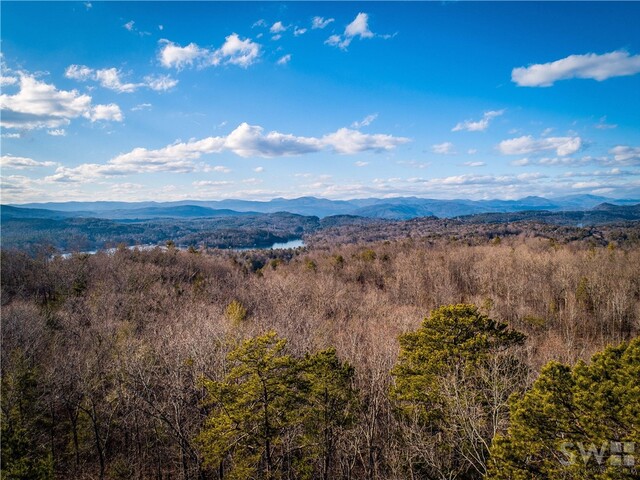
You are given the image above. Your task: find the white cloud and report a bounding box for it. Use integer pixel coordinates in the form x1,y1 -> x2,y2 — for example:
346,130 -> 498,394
160,34 -> 262,69
64,64 -> 94,81
1,76 -> 18,86
355,161 -> 369,167
158,40 -> 208,69
345,13 -> 373,39
325,12 -> 379,50
468,149 -> 478,155
1,132 -> 21,139
511,158 -> 531,166
432,142 -> 455,154
43,123 -> 409,183
86,104 -> 123,122
254,166 -> 264,173
452,109 -> 504,132
563,168 -> 634,179
277,54 -> 291,65
0,74 -> 122,130
610,146 -> 640,165
252,19 -> 267,28
94,67 -> 140,93
210,165 -> 231,173
65,65 -> 178,93
498,135 -> 582,157
242,177 -> 263,185
312,17 -> 334,29
463,161 -> 485,167
84,2 -> 92,9
131,103 -> 152,111
1,154 -> 56,169
123,20 -> 135,31
351,113 -> 378,128
294,27 -> 307,36
322,127 -> 409,154
270,21 -> 286,34
512,50 -> 640,87
47,129 -> 66,136
224,123 -> 323,157
214,34 -> 261,67
144,74 -> 179,91
325,35 -> 342,47
271,34 -> 282,41
193,180 -> 233,187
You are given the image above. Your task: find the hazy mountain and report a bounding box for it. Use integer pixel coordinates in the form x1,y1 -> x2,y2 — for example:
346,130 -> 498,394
10,195 -> 640,220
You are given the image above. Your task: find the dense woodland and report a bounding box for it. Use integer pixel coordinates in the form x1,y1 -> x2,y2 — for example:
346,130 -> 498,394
2,229 -> 640,479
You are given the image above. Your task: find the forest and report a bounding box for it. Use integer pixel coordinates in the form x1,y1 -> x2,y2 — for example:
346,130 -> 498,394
2,228 -> 639,479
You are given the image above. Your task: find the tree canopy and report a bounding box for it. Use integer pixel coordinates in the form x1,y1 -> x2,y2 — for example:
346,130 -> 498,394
487,337 -> 640,480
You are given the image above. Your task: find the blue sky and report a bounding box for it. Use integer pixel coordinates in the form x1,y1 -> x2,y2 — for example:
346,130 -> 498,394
1,1 -> 639,203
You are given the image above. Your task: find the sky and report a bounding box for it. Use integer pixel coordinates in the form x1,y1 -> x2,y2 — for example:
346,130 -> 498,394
1,1 -> 640,204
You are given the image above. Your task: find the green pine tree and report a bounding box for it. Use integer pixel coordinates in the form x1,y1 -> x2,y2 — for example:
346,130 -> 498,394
198,332 -> 305,480
391,304 -> 526,479
300,348 -> 358,480
487,337 -> 640,480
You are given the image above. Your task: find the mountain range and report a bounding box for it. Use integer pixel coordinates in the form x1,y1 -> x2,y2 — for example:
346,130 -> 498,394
9,194 -> 640,220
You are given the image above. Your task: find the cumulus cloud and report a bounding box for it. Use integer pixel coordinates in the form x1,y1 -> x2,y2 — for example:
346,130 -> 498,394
65,65 -> 178,92
158,40 -> 208,69
325,12 -> 384,50
452,109 -> 504,132
270,21 -> 286,34
47,129 -> 66,136
44,123 -> 410,182
86,104 -> 123,122
432,142 -> 455,154
159,34 -> 261,69
312,16 -> 334,29
1,154 -> 56,169
293,27 -> 307,36
463,161 -> 485,167
498,135 -> 582,157
512,50 -> 640,87
94,67 -> 140,93
224,123 -> 323,157
0,74 -> 123,130
214,34 -> 261,67
323,128 -> 408,154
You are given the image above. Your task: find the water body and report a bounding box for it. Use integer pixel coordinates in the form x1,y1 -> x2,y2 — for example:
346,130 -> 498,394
268,239 -> 305,249
235,238 -> 305,251
55,239 -> 306,258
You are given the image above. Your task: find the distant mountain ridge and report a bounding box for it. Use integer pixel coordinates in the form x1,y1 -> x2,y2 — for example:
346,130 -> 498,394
9,194 -> 640,220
